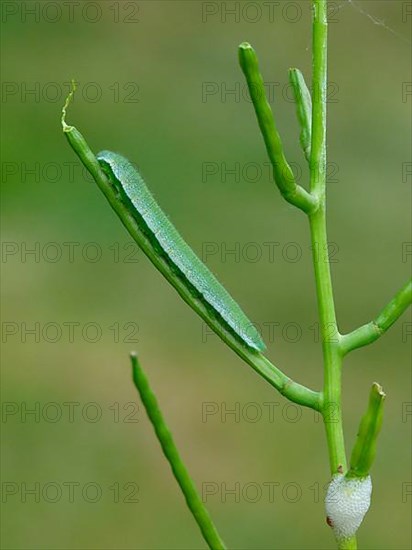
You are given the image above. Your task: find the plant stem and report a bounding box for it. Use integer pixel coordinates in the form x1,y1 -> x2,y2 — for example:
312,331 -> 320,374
340,278 -> 412,355
309,210 -> 345,473
130,353 -> 226,550
310,2 -> 356,547
310,0 -> 345,469
338,538 -> 358,549
310,0 -> 328,199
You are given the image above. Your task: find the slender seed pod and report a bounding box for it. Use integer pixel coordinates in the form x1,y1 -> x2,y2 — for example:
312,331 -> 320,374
348,382 -> 385,479
238,42 -> 318,214
289,68 -> 312,162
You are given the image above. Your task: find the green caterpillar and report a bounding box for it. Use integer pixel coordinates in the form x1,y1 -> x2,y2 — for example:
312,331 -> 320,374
97,150 -> 265,352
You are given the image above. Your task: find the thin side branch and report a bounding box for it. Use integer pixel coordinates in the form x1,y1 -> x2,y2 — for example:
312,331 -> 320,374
130,353 -> 226,550
340,278 -> 412,355
239,42 -> 318,214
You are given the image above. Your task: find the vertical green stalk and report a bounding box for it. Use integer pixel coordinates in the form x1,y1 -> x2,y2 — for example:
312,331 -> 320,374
309,2 -> 356,547
309,212 -> 345,474
310,0 -> 328,198
310,0 -> 343,472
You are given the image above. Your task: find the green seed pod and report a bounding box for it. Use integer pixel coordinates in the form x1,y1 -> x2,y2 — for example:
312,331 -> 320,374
288,68 -> 312,162
348,382 -> 385,478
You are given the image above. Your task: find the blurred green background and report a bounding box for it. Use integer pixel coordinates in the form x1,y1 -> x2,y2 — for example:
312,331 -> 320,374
1,1 -> 411,548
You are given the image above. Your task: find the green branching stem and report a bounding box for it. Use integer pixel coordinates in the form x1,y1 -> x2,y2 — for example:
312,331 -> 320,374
238,43 -> 318,214
61,86 -> 321,412
340,279 -> 412,356
130,353 -> 226,550
63,5 -> 411,544
309,0 -> 345,472
309,3 -> 356,547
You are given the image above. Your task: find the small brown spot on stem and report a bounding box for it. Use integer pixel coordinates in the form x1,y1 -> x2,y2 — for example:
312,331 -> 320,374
326,516 -> 334,527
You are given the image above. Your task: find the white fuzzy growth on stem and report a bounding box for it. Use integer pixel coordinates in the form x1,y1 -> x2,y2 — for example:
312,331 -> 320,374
325,474 -> 372,541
